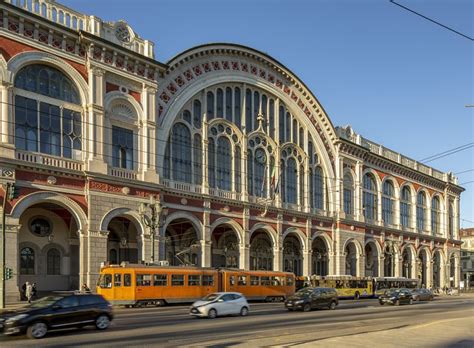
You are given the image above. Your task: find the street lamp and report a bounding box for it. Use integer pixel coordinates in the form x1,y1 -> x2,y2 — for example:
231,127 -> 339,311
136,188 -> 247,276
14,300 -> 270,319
139,195 -> 169,264
384,240 -> 399,277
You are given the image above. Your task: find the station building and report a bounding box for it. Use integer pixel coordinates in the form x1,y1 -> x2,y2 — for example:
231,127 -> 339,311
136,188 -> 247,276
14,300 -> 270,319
0,0 -> 464,302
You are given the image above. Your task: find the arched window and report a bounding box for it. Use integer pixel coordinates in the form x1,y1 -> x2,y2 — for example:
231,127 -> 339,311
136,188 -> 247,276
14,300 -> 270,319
343,173 -> 354,215
47,248 -> 61,275
182,109 -> 191,124
431,196 -> 441,234
261,94 -> 267,123
234,87 -> 241,126
20,247 -> 35,275
207,91 -> 214,120
235,145 -> 241,192
400,186 -> 412,228
269,99 -> 275,138
253,91 -> 260,127
382,180 -> 395,225
245,89 -> 252,132
286,157 -> 297,204
448,202 -> 454,239
225,87 -> 232,121
14,64 -> 82,159
193,134 -> 202,185
247,151 -> 254,196
216,88 -> 224,117
208,137 -> 215,187
285,112 -> 291,142
313,167 -> 324,210
112,126 -> 134,169
292,119 -> 297,144
363,173 -> 377,221
254,148 -> 267,197
171,123 -> 191,182
279,105 -> 285,142
417,191 -> 427,231
216,137 -> 232,190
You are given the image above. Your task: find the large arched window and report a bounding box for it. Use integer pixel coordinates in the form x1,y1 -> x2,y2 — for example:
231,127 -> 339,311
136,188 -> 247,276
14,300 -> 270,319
431,196 -> 441,234
363,173 -> 377,221
14,64 -> 82,159
313,166 -> 324,210
417,191 -> 427,231
20,247 -> 35,275
248,136 -> 272,198
47,248 -> 61,275
400,186 -> 412,228
382,180 -> 395,225
286,158 -> 297,204
216,137 -> 232,190
343,173 -> 354,215
170,123 -> 192,182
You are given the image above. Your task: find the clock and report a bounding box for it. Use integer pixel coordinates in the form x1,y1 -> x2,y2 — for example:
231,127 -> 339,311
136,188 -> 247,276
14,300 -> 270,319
115,23 -> 132,43
255,149 -> 266,164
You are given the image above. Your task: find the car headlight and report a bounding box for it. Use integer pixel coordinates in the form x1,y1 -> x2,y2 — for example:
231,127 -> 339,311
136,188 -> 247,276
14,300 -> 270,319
294,300 -> 304,304
7,314 -> 28,322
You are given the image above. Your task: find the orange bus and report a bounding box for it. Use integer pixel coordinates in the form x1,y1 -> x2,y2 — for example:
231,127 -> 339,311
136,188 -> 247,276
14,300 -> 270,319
96,264 -> 295,307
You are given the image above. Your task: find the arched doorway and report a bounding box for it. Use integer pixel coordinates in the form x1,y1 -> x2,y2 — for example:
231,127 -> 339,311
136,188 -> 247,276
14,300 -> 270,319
345,241 -> 358,276
365,242 -> 379,277
250,230 -> 273,271
312,237 -> 329,276
282,234 -> 303,276
17,202 -> 81,292
164,218 -> 200,266
433,250 -> 442,289
418,249 -> 429,287
106,216 -> 140,264
402,247 -> 414,278
211,224 -> 239,268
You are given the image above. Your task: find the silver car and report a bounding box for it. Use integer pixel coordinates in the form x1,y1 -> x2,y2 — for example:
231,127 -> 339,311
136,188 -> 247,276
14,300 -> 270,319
190,292 -> 250,319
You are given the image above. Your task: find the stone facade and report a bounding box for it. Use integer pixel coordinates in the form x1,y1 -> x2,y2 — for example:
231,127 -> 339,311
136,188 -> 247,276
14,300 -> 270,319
0,0 -> 464,303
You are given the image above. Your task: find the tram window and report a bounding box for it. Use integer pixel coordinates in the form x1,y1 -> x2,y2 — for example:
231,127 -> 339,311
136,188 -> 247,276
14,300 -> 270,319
114,274 -> 122,287
172,274 -> 184,286
136,274 -> 151,286
250,276 -> 259,286
286,276 -> 294,286
188,275 -> 201,286
271,277 -> 281,286
229,276 -> 235,286
124,274 -> 131,287
238,276 -> 247,286
99,274 -> 112,288
154,274 -> 167,286
202,275 -> 214,286
261,276 -> 271,286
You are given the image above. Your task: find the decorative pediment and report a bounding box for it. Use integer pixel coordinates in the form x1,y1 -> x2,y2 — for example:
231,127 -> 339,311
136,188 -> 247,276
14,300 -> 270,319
110,102 -> 135,120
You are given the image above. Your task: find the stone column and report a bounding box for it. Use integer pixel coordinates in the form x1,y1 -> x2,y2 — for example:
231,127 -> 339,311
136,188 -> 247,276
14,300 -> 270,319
379,256 -> 385,277
201,202 -> 211,267
87,230 -> 108,290
358,254 -> 365,277
355,161 -> 363,221
142,86 -> 159,183
242,206 -> 250,270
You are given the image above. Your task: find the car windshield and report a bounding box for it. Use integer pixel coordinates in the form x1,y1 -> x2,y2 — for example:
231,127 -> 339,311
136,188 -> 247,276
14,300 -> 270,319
296,288 -> 314,296
386,289 -> 401,296
203,293 -> 220,301
27,296 -> 63,308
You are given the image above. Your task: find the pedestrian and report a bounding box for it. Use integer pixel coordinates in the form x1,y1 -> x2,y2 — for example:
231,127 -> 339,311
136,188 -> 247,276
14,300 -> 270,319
25,282 -> 33,303
21,282 -> 27,301
31,282 -> 37,300
82,283 -> 91,293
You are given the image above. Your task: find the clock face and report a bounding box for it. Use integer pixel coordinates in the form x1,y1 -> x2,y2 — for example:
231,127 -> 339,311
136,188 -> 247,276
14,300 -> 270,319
255,148 -> 266,164
115,24 -> 131,43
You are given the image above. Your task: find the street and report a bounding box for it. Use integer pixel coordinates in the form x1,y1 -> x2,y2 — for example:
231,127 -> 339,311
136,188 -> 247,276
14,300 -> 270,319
1,296 -> 473,347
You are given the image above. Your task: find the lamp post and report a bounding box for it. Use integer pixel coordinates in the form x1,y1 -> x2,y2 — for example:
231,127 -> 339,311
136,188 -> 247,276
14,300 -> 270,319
139,195 -> 168,264
385,240 -> 399,277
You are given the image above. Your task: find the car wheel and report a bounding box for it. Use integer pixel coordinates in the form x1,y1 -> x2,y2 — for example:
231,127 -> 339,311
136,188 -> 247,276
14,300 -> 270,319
329,301 -> 337,310
208,308 -> 217,319
409,298 -> 413,305
429,296 -> 433,301
287,308 -> 294,312
395,300 -> 400,306
27,322 -> 48,339
240,306 -> 249,317
95,315 -> 111,330
379,301 -> 384,306
303,303 -> 311,312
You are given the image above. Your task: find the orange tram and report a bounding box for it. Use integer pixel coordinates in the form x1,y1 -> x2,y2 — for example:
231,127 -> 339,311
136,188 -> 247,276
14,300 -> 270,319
96,264 -> 295,307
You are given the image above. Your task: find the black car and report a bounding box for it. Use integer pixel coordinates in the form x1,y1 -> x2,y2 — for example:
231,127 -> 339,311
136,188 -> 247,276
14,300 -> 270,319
285,287 -> 338,312
379,288 -> 413,306
0,293 -> 113,339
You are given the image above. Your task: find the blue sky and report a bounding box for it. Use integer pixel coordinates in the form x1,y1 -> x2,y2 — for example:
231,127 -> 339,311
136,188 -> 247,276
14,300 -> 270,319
62,0 -> 473,227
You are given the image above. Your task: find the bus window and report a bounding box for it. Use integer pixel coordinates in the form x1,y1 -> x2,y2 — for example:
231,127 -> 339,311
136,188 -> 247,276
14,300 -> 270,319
250,276 -> 259,286
238,275 -> 247,286
229,276 -> 235,286
114,274 -> 122,287
124,274 -> 131,287
99,274 -> 112,288
335,280 -> 343,289
261,276 -> 271,286
136,274 -> 151,286
286,276 -> 294,286
154,274 -> 167,286
172,275 -> 184,286
202,275 -> 214,286
188,275 -> 201,286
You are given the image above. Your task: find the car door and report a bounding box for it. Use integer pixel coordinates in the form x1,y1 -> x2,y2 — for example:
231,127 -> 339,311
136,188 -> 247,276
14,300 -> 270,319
311,289 -> 322,308
49,296 -> 81,328
220,294 -> 236,315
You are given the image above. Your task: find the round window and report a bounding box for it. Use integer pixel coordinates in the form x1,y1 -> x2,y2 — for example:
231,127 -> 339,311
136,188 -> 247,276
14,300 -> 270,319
115,23 -> 132,43
29,218 -> 52,237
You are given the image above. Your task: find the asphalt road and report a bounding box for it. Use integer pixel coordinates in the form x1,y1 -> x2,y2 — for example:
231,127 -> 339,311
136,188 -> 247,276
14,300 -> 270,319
1,296 -> 473,347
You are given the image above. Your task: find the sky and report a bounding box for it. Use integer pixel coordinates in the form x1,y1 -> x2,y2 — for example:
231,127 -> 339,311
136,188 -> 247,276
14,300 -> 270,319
61,0 -> 474,228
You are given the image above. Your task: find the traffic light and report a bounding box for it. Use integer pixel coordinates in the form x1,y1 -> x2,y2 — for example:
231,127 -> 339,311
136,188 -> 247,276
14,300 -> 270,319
7,183 -> 19,201
5,267 -> 13,280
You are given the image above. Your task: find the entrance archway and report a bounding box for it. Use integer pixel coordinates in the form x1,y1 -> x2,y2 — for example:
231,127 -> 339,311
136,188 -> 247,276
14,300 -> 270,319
345,241 -> 359,276
211,224 -> 240,268
365,242 -> 379,277
250,230 -> 273,271
418,248 -> 430,287
164,218 -> 200,266
312,237 -> 329,276
282,234 -> 303,276
402,246 -> 414,278
106,216 -> 140,264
